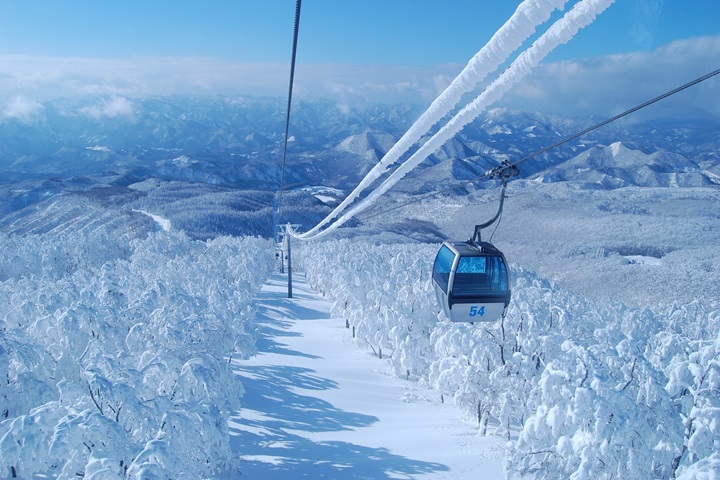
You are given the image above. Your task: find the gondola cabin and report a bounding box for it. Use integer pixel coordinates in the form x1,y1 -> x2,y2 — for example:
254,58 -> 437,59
432,241 -> 511,323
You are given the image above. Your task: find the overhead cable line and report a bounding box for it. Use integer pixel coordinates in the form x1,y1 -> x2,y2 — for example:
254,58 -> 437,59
276,0 -> 303,299
358,67 -> 720,222
292,0 -> 617,240
277,0 -> 302,224
297,0 -> 569,239
503,67 -> 720,171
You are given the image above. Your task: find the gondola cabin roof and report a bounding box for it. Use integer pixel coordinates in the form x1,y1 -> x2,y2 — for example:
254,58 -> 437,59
443,240 -> 502,257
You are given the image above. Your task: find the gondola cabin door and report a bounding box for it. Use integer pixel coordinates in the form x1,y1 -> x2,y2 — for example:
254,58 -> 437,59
432,241 -> 511,323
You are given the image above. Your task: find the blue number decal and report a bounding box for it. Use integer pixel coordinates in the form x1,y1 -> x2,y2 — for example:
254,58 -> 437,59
469,306 -> 485,317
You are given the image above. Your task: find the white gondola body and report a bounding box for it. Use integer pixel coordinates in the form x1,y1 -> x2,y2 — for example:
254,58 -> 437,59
432,241 -> 511,323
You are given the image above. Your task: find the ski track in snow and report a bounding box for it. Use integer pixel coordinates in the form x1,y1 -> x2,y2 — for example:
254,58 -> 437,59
132,208 -> 171,231
227,273 -> 504,479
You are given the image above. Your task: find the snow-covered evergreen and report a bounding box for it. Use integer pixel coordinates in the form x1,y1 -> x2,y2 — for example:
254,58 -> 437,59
298,239 -> 720,479
0,229 -> 273,479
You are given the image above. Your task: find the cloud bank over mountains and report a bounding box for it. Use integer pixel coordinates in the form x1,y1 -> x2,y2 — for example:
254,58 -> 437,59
0,35 -> 717,119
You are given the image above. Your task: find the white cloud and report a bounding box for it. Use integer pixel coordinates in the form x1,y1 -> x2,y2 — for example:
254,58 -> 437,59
0,35 -> 717,121
81,96 -> 135,119
0,54 -> 459,106
2,96 -> 44,121
501,35 -> 720,118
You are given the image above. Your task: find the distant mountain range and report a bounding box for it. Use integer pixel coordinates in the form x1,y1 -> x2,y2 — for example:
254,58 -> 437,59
2,95 -> 719,190
1,95 -> 718,239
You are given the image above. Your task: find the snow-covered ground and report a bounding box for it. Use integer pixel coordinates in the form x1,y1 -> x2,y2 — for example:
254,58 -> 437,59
228,273 -> 505,479
132,209 -> 172,231
3,182 -> 717,479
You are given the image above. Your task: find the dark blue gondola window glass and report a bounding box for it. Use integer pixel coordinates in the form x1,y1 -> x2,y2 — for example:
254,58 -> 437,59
432,245 -> 455,293
454,256 -> 508,297
457,257 -> 487,273
490,257 -> 508,291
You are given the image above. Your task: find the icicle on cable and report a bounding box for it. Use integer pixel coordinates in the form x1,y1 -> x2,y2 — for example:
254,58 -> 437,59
296,0 -> 616,240
294,0 -> 568,239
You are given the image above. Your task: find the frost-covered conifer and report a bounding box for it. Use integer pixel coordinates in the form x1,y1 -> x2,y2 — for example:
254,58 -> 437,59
298,239 -> 720,480
0,229 -> 273,478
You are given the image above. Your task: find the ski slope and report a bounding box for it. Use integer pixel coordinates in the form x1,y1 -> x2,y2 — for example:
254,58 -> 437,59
228,273 -> 505,479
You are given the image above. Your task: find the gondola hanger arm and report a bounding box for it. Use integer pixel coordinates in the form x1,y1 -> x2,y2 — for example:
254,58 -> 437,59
472,161 -> 519,244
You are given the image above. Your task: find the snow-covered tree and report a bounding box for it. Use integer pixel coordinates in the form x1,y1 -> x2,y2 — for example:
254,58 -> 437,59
0,228 -> 273,479
298,238 -> 720,479
665,330 -> 720,478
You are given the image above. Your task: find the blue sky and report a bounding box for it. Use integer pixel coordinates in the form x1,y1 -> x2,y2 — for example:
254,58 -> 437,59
0,0 -> 718,117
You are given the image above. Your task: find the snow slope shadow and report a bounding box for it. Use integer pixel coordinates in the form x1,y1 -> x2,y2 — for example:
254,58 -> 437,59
228,274 -> 449,479
252,296 -> 325,359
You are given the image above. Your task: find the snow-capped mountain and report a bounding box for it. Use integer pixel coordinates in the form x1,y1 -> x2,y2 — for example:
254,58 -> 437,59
335,131 -> 399,174
2,95 -> 718,190
0,96 -> 419,187
533,141 -> 716,188
1,95 -> 718,240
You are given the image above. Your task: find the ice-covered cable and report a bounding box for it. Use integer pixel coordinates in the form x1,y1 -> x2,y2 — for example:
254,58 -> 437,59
296,0 -> 616,240
294,0 -> 568,239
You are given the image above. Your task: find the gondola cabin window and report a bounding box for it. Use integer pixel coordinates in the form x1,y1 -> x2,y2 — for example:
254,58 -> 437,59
432,244 -> 455,293
454,256 -> 508,297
